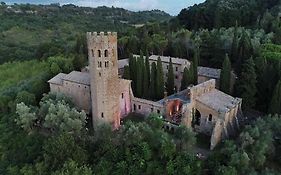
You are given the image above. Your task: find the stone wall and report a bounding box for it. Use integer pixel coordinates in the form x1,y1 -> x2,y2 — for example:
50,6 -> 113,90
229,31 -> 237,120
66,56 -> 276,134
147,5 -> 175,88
49,81 -> 91,113
193,100 -> 220,135
119,79 -> 132,118
198,76 -> 219,88
190,79 -> 216,100
131,97 -> 164,116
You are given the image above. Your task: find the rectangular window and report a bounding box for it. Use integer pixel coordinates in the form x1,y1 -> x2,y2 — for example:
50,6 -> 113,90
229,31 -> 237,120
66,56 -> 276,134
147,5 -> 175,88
121,93 -> 124,99
138,105 -> 141,110
176,67 -> 178,71
151,108 -> 153,112
157,110 -> 160,114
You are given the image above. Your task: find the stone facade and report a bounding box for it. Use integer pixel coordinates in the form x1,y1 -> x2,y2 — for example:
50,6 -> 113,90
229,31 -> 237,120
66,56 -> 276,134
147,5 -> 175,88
48,71 -> 91,113
48,31 -> 243,150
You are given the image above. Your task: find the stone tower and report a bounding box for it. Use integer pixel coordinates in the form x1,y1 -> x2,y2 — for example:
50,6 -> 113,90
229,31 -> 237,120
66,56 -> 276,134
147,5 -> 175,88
87,32 -> 121,129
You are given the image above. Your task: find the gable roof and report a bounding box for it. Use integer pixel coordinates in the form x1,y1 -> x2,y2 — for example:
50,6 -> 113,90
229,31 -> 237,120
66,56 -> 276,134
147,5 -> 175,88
62,71 -> 90,85
48,73 -> 67,85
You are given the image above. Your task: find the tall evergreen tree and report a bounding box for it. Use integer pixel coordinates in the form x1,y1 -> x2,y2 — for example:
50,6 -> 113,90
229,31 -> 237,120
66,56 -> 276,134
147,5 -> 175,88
236,57 -> 257,109
156,57 -> 165,99
220,54 -> 232,94
149,62 -> 157,100
167,58 -> 175,95
230,22 -> 239,63
192,48 -> 199,84
136,56 -> 144,97
269,80 -> 281,115
129,54 -> 137,92
237,30 -> 253,74
145,51 -> 150,84
187,63 -> 195,85
123,65 -> 130,80
142,63 -> 149,99
181,67 -> 189,91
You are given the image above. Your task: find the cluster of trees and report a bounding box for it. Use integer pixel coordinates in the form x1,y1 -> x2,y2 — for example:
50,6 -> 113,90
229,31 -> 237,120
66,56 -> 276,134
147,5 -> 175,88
125,50 -> 199,100
178,0 -> 280,33
205,114 -> 281,174
124,53 -> 165,100
1,93 -> 202,174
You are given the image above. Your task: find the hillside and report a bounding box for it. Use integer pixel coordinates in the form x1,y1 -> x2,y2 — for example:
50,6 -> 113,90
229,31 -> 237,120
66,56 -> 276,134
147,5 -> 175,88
178,0 -> 281,30
0,3 -> 171,63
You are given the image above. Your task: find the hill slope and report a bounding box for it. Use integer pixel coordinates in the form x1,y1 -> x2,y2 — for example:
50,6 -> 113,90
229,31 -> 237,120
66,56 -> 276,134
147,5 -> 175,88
0,3 -> 171,63
178,0 -> 281,30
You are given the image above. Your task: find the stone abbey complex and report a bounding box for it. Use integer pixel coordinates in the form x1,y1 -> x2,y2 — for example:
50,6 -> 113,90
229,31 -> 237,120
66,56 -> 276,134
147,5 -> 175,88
48,32 -> 243,150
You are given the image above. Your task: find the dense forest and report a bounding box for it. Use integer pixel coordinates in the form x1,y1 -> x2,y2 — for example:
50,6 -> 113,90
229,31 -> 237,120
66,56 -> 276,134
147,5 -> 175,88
0,1 -> 281,174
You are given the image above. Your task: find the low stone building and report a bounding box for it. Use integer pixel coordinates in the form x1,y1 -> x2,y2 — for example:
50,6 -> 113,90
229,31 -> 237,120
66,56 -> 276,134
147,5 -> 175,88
48,32 -> 243,149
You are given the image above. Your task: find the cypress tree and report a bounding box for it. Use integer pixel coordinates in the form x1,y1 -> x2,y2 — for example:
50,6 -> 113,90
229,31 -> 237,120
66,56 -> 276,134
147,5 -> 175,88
187,63 -> 195,85
181,67 -> 189,91
145,51 -> 150,84
123,65 -> 130,80
192,48 -> 199,84
269,80 -> 281,115
142,62 -> 149,99
129,54 -> 136,91
156,56 -> 165,100
136,56 -> 144,97
230,22 -> 239,63
220,54 -> 232,94
236,57 -> 257,109
167,58 -> 175,95
237,30 -> 253,74
150,62 -> 157,100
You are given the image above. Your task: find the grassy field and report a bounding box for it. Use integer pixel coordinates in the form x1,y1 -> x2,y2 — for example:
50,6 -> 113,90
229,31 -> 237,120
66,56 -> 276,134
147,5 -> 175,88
0,60 -> 48,91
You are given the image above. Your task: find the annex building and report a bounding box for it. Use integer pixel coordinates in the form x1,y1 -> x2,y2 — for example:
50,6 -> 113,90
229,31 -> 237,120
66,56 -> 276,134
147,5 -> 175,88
48,32 -> 243,150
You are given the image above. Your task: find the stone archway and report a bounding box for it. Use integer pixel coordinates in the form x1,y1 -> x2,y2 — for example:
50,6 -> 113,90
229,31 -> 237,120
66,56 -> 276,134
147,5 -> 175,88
192,109 -> 201,128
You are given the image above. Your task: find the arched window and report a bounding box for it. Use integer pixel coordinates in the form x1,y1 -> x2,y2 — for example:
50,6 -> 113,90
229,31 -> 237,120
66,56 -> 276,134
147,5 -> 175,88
104,50 -> 109,57
105,61 -> 109,68
98,61 -> 102,68
208,114 -> 212,122
101,113 -> 104,118
98,50 -> 101,57
195,109 -> 201,126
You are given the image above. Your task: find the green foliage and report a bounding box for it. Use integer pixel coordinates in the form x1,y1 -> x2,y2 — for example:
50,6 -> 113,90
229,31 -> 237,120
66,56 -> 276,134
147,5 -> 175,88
269,80 -> 281,115
149,62 -> 157,100
15,91 -> 36,106
47,56 -> 74,76
0,60 -> 49,92
156,57 -> 165,99
136,53 -> 144,97
220,54 -> 231,94
43,134 -> 88,172
237,30 -> 253,74
236,57 -> 257,109
52,160 -> 93,175
167,58 -> 175,95
16,92 -> 87,135
192,49 -> 199,84
0,4 -> 170,64
178,0 -> 280,30
206,115 -> 281,174
122,65 -> 130,80
181,67 -> 189,91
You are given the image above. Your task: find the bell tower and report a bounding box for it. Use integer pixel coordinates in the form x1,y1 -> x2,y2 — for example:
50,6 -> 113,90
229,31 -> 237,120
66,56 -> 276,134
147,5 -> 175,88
87,32 -> 120,129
